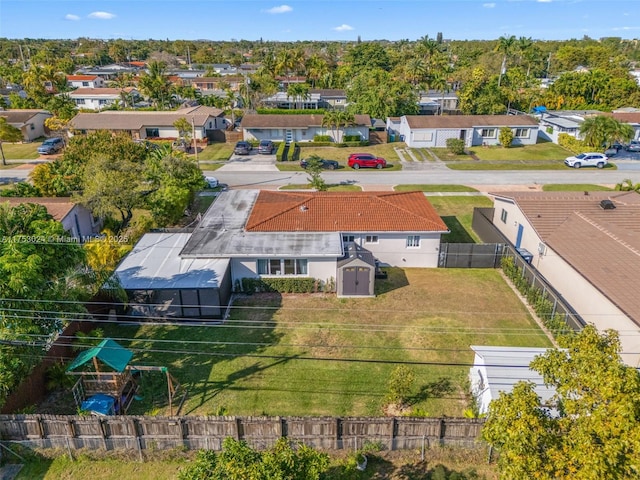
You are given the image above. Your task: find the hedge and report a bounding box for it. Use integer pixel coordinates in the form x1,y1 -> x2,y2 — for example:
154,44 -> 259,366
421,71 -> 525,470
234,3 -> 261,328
558,133 -> 587,154
313,135 -> 332,142
241,277 -> 322,293
276,141 -> 287,161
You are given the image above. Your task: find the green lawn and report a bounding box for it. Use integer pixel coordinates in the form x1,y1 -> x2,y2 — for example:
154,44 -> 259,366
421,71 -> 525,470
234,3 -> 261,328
1,142 -> 40,160
542,183 -> 614,191
94,268 -> 549,419
428,196 -> 494,243
194,143 -> 234,161
279,183 -> 362,191
469,142 -> 572,161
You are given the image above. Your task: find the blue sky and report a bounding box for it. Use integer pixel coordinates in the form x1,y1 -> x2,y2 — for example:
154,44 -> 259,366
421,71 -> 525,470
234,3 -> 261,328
1,0 -> 638,42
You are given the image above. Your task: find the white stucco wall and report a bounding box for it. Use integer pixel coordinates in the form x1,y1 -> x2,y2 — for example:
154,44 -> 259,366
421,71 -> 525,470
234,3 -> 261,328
345,233 -> 442,267
60,205 -> 102,241
492,197 -> 640,366
230,257 -> 338,286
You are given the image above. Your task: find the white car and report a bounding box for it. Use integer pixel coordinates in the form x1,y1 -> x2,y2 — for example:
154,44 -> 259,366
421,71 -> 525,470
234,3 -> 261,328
564,152 -> 608,169
204,176 -> 219,188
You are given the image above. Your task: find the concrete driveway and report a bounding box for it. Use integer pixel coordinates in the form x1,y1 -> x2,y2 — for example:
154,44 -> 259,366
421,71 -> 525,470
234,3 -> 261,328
216,152 -> 279,172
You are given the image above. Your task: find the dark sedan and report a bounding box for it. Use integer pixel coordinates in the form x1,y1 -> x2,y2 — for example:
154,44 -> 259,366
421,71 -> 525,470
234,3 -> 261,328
300,158 -> 339,170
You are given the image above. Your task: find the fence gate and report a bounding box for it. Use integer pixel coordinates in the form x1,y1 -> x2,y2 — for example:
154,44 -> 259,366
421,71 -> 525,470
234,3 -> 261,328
438,243 -> 506,268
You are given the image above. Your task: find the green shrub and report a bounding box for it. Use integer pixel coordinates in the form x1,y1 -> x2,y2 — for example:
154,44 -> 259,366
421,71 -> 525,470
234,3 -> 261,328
290,142 -> 300,161
343,135 -> 361,142
499,126 -> 514,147
558,133 -> 586,154
241,277 -> 320,293
276,141 -> 287,162
446,138 -> 465,155
313,135 -> 332,142
302,141 -> 332,147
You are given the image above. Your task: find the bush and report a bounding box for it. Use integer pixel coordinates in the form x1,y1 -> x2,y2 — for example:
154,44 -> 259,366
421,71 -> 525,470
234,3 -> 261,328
241,277 -> 321,293
343,135 -> 362,142
558,133 -> 586,154
499,126 -> 514,148
276,141 -> 287,162
313,135 -> 332,142
446,138 -> 465,155
290,142 -> 300,161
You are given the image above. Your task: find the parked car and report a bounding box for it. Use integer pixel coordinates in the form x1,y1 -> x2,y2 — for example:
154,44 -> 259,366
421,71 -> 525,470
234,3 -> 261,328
347,153 -> 387,169
37,137 -> 64,155
626,141 -> 640,152
258,140 -> 275,154
234,141 -> 252,155
300,158 -> 339,170
203,175 -> 219,188
564,152 -> 608,169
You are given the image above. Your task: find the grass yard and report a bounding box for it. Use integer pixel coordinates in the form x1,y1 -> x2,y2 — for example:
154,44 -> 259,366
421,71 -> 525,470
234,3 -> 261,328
194,143 -> 234,161
394,184 -> 479,193
428,196 -> 493,243
542,183 -> 614,191
279,183 -> 362,191
98,268 -> 550,419
1,142 -> 40,160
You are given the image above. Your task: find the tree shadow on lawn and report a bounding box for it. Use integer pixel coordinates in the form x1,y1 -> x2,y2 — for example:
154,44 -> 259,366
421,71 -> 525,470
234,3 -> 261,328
101,293 -> 285,416
408,377 -> 455,405
375,268 -> 409,295
440,216 -> 476,244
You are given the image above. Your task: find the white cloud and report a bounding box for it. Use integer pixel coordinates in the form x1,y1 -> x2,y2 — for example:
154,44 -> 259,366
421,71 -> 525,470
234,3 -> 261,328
265,5 -> 292,14
537,0 -> 553,3
333,24 -> 354,32
88,11 -> 116,20
483,3 -> 496,8
65,14 -> 80,21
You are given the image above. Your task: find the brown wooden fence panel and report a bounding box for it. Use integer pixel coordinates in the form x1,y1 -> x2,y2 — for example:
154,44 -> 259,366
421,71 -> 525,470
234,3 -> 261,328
286,417 -> 337,450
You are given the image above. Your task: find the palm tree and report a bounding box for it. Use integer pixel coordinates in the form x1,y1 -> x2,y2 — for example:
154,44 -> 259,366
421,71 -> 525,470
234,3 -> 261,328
428,73 -> 450,115
137,60 -> 172,109
495,35 -> 516,87
321,111 -> 340,143
405,57 -> 427,86
579,115 -> 634,149
287,83 -> 310,110
335,111 -> 355,143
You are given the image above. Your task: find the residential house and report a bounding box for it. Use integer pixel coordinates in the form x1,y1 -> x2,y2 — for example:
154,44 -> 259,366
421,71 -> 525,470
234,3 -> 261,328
490,191 -> 640,366
189,76 -> 246,96
0,109 -> 52,142
417,90 -> 460,115
535,110 -> 603,143
69,105 -> 226,140
67,87 -> 139,111
66,75 -> 106,89
261,91 -> 321,110
114,190 -> 449,317
1,197 -> 101,241
74,64 -> 143,81
311,89 -> 348,110
469,346 -> 555,415
0,84 -> 27,106
392,115 -> 539,148
241,113 -> 371,143
611,112 -> 640,141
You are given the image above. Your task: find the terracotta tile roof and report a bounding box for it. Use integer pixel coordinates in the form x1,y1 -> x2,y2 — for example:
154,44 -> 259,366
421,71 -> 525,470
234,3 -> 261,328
241,114 -> 371,128
405,115 -> 538,129
67,75 -> 99,81
611,112 -> 640,124
246,191 -> 449,233
1,197 -> 76,221
68,87 -> 136,96
492,191 -> 640,325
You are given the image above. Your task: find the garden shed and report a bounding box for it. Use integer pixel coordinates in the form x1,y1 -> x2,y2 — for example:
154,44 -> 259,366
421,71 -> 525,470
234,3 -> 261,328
114,233 -> 232,319
337,243 -> 376,297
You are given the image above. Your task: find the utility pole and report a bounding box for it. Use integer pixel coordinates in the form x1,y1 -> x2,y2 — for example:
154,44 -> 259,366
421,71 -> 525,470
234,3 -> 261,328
191,116 -> 199,167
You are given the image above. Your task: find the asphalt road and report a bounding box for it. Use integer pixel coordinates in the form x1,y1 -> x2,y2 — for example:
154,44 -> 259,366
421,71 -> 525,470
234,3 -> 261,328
4,160 -> 640,191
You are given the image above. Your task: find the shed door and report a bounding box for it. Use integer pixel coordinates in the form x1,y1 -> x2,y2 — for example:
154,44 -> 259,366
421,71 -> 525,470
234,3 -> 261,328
343,266 -> 370,296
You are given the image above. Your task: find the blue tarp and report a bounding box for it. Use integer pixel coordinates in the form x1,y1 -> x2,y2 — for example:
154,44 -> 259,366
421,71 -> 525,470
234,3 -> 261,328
532,106 -> 547,113
81,394 -> 116,416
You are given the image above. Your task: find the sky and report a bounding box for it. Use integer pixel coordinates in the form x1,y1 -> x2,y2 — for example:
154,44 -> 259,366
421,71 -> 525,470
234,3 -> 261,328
1,0 -> 639,42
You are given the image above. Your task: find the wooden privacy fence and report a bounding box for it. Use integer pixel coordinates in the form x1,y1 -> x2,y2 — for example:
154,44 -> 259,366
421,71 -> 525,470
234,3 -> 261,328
0,415 -> 484,452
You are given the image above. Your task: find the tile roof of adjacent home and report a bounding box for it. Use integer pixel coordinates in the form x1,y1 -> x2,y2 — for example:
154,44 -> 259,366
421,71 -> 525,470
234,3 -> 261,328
404,114 -> 539,129
70,105 -> 224,130
491,190 -> 640,326
245,190 -> 449,233
241,113 -> 371,128
1,197 -> 77,221
0,109 -> 51,124
611,112 -> 640,124
66,75 -> 100,81
68,87 -> 136,96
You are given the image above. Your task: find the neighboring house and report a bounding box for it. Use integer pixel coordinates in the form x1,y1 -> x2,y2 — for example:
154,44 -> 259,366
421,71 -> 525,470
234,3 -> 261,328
392,115 -> 539,148
75,64 -> 143,81
417,90 -> 460,115
537,112 -> 583,143
241,114 -> 371,143
66,75 -> 106,89
0,109 -> 52,142
0,85 -> 27,106
115,190 -> 449,317
1,197 -> 101,241
610,112 -> 640,141
311,89 -> 348,110
67,87 -> 139,111
469,346 -> 555,415
69,105 -> 226,140
189,75 -> 246,95
261,91 -> 321,110
490,191 -> 640,366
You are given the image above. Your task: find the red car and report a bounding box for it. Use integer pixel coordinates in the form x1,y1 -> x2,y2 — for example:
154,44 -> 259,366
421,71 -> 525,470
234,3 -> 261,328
347,153 -> 387,169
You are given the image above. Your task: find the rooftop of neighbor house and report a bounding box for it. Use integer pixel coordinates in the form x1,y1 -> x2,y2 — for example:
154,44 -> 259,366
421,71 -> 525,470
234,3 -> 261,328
1,197 -> 77,221
404,114 -> 539,129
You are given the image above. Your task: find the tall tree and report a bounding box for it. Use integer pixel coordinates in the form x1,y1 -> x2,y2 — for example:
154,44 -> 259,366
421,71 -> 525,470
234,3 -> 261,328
137,60 -> 172,109
580,115 -> 634,149
483,325 -> 640,479
0,117 -> 22,166
286,83 -> 310,109
495,35 -> 516,87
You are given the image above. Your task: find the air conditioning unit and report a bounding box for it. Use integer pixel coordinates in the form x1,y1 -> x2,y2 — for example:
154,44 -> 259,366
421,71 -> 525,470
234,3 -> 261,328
600,199 -> 616,210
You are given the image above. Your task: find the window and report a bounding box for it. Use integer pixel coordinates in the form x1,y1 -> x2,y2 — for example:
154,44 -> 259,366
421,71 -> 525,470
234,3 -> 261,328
500,208 -> 508,224
145,128 -> 159,137
406,235 -> 421,248
515,128 -> 529,138
342,235 -> 355,243
365,235 -> 379,244
481,128 -> 496,138
257,259 -> 308,275
30,124 -> 35,130
82,81 -> 89,86
98,99 -> 108,105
